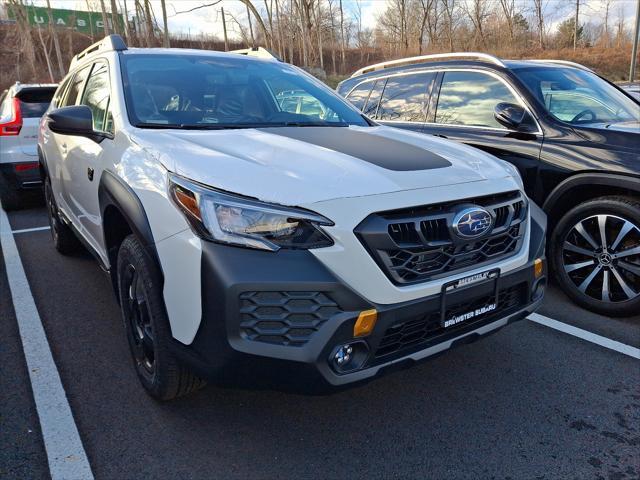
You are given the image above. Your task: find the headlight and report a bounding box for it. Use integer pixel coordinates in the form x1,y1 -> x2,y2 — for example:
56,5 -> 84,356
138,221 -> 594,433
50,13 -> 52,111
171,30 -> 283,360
168,174 -> 334,251
499,160 -> 524,189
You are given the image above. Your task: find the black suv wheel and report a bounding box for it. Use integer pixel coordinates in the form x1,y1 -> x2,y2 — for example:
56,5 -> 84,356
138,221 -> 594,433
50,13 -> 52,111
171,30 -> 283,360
551,196 -> 640,317
117,235 -> 205,400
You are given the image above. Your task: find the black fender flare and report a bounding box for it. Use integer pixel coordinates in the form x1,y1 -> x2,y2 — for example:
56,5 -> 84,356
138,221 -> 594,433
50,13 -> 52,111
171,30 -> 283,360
542,172 -> 640,213
98,170 -> 163,293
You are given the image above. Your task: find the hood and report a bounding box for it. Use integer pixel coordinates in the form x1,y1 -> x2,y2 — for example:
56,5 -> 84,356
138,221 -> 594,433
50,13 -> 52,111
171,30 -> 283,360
134,125 -> 515,206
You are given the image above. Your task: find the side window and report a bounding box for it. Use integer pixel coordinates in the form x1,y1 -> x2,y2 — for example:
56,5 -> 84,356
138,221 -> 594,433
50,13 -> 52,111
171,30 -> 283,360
435,71 -> 520,129
377,72 -> 434,122
363,79 -> 385,117
346,81 -> 375,111
80,61 -> 113,134
63,65 -> 91,107
546,92 -> 612,122
51,77 -> 72,109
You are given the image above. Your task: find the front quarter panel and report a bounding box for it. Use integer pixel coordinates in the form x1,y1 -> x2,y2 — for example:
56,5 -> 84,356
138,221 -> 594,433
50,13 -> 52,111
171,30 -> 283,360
110,135 -> 203,345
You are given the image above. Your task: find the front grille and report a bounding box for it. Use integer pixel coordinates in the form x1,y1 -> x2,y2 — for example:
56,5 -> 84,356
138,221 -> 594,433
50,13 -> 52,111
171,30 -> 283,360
355,191 -> 527,285
374,283 -> 525,359
239,291 -> 342,346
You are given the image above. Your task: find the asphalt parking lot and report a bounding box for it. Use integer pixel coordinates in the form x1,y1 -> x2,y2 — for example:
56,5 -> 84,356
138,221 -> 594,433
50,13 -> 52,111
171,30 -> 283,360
1,203 -> 639,480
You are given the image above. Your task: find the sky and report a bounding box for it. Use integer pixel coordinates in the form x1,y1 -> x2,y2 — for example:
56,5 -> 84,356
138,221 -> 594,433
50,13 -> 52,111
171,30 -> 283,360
10,0 -> 640,40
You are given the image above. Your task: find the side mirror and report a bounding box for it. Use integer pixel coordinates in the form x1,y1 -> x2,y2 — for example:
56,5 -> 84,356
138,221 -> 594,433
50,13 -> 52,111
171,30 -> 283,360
47,105 -> 106,143
494,102 -> 526,130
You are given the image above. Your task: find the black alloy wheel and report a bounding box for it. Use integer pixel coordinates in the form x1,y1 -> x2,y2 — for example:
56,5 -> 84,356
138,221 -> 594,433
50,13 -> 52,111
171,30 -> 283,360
122,263 -> 156,380
552,197 -> 640,317
117,234 -> 205,400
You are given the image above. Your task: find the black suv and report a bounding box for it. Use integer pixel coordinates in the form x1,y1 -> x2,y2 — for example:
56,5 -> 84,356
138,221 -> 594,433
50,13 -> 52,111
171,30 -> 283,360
338,53 -> 640,316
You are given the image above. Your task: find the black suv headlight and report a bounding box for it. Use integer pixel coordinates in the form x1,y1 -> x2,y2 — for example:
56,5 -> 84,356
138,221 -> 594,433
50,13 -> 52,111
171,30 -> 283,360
168,174 -> 334,251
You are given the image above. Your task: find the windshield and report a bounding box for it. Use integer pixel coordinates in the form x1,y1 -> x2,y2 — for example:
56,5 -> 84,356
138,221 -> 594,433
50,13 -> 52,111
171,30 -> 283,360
120,53 -> 368,129
515,67 -> 639,125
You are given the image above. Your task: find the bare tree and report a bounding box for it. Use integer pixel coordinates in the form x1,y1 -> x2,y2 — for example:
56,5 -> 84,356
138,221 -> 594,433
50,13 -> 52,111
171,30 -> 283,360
499,0 -> 516,44
110,0 -> 120,34
36,24 -> 55,82
100,0 -> 111,35
339,0 -> 346,71
442,0 -> 457,52
274,0 -> 284,57
533,0 -> 545,49
160,0 -> 170,47
143,0 -> 154,47
45,0 -> 64,78
573,0 -> 580,50
600,0 -> 612,48
121,0 -> 131,40
464,0 -> 491,49
238,0 -> 273,48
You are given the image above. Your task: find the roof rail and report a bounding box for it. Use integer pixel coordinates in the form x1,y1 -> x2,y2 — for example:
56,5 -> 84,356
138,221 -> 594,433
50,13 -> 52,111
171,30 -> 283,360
231,46 -> 282,61
351,52 -> 506,77
70,34 -> 127,70
537,59 -> 594,73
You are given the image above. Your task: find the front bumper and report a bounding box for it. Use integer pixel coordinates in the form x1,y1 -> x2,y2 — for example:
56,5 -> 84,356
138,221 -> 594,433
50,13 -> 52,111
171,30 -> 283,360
171,207 -> 546,392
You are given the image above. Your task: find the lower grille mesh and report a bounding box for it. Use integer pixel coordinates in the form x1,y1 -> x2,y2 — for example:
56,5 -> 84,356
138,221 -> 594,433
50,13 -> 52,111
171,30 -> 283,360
239,291 -> 342,346
374,283 -> 525,359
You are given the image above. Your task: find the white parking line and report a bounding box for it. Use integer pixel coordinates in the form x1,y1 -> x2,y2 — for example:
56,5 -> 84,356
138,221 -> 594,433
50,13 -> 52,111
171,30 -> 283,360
529,313 -> 640,360
0,205 -> 94,480
12,225 -> 51,234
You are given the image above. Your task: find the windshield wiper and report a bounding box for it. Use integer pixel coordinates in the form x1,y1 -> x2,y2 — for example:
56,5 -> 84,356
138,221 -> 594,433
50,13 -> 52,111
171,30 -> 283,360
136,123 -> 267,130
136,121 -> 350,129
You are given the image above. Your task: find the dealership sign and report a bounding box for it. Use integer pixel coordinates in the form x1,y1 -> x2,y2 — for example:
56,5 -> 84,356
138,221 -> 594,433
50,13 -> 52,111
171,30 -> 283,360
8,6 -> 124,34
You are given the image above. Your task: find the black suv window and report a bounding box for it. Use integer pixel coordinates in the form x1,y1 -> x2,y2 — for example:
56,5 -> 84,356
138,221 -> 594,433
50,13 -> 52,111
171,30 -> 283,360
377,72 -> 434,122
516,67 -> 639,124
63,65 -> 91,107
435,71 -> 519,129
363,79 -> 385,117
80,61 -> 113,134
346,80 -> 375,111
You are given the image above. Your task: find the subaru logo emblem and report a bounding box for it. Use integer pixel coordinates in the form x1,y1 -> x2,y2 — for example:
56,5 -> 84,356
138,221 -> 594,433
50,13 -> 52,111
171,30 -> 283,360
452,207 -> 493,239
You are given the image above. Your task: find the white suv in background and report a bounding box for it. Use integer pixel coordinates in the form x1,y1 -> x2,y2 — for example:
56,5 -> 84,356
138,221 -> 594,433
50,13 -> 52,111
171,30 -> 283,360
0,82 -> 57,210
39,36 -> 547,400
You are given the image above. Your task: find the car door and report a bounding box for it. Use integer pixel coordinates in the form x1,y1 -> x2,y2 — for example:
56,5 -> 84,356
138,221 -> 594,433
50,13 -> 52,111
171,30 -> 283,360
423,69 -> 543,196
64,60 -> 114,255
371,71 -> 436,134
45,65 -> 91,219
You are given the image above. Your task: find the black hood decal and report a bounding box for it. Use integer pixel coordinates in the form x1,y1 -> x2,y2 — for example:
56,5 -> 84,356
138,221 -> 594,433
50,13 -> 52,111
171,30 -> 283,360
260,127 -> 451,171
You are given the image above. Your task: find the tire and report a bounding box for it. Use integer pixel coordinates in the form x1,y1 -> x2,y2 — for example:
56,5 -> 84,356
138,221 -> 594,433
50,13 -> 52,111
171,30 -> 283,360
550,196 -> 640,317
117,234 -> 205,400
44,178 -> 80,254
0,176 -> 21,211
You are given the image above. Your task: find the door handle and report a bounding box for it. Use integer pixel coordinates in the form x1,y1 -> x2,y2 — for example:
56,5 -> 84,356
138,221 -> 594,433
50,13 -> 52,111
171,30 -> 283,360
87,167 -> 94,181
433,134 -> 448,139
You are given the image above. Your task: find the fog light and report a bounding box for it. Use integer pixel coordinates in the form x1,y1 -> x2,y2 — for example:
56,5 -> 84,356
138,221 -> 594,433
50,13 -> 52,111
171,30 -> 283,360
534,258 -> 544,279
330,341 -> 369,373
334,344 -> 353,365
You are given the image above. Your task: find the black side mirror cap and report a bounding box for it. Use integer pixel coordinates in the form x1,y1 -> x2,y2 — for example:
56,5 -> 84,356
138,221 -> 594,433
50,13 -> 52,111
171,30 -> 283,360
494,102 -> 526,130
47,105 -> 107,143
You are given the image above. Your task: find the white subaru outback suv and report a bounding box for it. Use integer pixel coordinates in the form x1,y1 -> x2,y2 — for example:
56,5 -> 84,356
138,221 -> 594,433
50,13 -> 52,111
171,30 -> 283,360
40,36 -> 547,400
